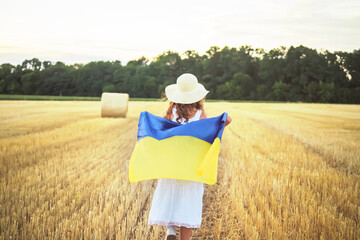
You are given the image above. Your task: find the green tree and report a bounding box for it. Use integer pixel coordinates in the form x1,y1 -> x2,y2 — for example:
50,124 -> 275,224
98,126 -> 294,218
143,77 -> 157,98
0,64 -> 23,94
0,45 -> 358,103
217,72 -> 253,100
113,66 -> 131,93
0,63 -> 15,93
21,71 -> 40,94
42,61 -> 52,69
342,49 -> 360,87
149,51 -> 183,97
272,81 -> 291,101
102,84 -> 117,93
39,62 -> 75,95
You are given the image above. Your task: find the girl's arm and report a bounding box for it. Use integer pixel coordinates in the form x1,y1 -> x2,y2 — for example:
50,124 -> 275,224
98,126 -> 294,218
201,110 -> 231,126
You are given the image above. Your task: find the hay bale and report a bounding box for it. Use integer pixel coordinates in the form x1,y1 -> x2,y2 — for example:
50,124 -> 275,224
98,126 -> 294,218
101,92 -> 129,118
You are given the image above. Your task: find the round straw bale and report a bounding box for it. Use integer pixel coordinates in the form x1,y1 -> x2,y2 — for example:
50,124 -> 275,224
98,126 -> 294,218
101,92 -> 129,118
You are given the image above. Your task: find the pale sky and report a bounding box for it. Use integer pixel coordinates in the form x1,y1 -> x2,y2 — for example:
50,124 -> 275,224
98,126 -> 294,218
1,0 -> 359,65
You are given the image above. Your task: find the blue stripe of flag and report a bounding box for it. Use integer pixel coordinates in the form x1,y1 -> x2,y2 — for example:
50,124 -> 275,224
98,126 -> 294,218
137,111 -> 227,144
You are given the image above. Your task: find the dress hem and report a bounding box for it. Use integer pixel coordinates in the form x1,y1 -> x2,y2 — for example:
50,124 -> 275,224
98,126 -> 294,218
148,220 -> 201,229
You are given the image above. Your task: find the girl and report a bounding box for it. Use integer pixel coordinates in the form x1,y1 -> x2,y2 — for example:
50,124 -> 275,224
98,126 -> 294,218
147,73 -> 232,240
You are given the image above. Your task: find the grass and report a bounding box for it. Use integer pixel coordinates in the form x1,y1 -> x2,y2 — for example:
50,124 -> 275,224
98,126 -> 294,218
0,100 -> 359,239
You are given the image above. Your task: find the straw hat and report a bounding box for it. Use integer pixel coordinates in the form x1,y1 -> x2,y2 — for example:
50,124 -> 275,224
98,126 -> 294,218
165,73 -> 209,104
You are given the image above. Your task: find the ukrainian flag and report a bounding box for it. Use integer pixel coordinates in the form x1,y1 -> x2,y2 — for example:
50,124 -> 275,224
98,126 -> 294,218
129,111 -> 228,185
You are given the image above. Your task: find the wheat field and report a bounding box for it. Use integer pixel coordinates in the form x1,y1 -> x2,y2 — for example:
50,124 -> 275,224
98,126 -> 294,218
0,100 -> 359,240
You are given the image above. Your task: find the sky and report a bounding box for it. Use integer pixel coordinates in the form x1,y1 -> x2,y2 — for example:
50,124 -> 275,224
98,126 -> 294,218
0,0 -> 359,65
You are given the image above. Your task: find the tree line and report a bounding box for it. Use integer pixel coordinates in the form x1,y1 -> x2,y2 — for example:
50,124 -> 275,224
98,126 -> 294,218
0,45 -> 359,103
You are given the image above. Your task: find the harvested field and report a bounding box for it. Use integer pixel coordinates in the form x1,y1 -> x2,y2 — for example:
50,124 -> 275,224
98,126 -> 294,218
0,101 -> 359,239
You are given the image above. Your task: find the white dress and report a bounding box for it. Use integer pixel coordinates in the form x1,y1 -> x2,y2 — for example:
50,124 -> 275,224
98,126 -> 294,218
148,108 -> 204,228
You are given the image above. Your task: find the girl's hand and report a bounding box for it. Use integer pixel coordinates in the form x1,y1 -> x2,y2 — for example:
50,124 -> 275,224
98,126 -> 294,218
225,115 -> 232,127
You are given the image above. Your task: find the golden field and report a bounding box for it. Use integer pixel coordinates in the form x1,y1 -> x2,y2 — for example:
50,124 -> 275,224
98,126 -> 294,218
0,100 -> 359,240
